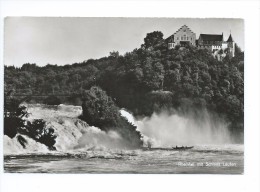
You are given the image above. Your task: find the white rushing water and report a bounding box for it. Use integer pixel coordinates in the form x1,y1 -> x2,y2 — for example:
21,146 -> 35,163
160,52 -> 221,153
4,104 -> 137,154
120,109 -> 233,147
4,104 -> 237,154
4,104 -> 243,174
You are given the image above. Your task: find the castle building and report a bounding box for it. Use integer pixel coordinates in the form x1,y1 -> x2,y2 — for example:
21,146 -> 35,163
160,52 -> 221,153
166,25 -> 236,57
226,34 -> 235,57
197,33 -> 226,51
166,25 -> 196,49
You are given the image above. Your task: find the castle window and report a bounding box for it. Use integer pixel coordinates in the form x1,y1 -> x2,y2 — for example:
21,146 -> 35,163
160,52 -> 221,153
168,43 -> 174,48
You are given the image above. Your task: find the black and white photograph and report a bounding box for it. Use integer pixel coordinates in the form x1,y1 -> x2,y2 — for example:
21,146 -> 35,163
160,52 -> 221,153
3,17 -> 245,174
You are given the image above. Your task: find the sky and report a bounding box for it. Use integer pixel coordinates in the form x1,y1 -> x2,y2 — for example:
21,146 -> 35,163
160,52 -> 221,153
4,17 -> 244,67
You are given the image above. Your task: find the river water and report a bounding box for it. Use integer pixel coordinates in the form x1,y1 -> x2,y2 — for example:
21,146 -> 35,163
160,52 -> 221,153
3,104 -> 244,174
4,144 -> 243,174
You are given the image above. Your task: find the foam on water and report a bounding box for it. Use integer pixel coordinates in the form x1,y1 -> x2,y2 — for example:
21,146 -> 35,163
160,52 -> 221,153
120,109 -> 234,147
4,104 -> 137,155
4,104 -> 239,155
4,135 -> 49,155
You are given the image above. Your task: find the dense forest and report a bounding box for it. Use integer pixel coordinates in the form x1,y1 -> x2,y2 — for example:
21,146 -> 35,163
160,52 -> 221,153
5,31 -> 244,136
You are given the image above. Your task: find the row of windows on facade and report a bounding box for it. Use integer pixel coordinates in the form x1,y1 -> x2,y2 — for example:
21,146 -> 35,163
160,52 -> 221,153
198,45 -> 211,48
168,44 -> 226,50
168,42 -> 194,48
168,43 -> 174,48
200,41 -> 222,44
198,45 -> 222,49
177,36 -> 193,41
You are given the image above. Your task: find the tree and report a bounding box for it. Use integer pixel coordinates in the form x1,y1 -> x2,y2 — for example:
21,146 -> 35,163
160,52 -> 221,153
4,29 -> 244,136
44,96 -> 61,105
109,51 -> 120,58
143,58 -> 165,90
81,86 -> 119,128
80,86 -> 143,148
235,44 -> 242,54
4,105 -> 28,138
142,31 -> 164,50
24,119 -> 57,150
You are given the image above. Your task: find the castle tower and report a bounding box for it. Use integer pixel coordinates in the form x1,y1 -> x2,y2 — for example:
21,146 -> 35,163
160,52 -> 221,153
227,33 -> 235,57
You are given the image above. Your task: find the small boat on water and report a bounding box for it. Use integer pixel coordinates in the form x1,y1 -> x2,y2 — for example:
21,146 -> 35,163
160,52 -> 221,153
142,145 -> 194,151
172,146 -> 194,150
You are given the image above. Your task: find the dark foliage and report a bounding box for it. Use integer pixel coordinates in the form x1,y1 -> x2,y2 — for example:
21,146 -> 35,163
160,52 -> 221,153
44,95 -> 62,105
4,105 -> 28,138
4,99 -> 57,150
4,30 -> 244,133
80,86 -> 143,148
23,119 -> 57,150
81,86 -> 119,128
17,135 -> 28,148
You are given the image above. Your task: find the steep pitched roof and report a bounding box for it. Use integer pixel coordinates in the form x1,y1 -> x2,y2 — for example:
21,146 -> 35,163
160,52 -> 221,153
166,25 -> 195,42
227,34 -> 234,42
199,34 -> 223,41
166,35 -> 174,43
173,25 -> 196,35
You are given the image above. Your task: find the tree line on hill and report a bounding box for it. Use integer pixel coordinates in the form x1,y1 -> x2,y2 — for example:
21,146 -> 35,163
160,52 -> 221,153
5,31 -> 244,138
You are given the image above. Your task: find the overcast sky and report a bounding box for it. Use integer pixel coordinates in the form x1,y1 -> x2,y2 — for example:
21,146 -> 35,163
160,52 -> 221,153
4,17 -> 244,67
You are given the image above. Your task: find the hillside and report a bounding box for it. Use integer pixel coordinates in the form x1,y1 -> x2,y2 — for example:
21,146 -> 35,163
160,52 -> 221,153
4,31 -> 244,134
